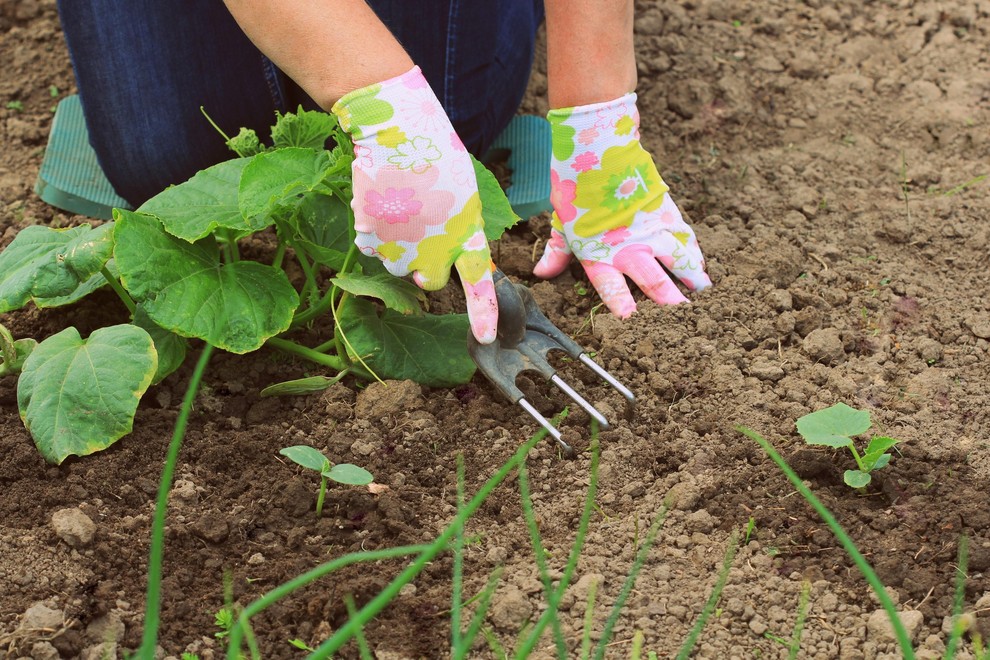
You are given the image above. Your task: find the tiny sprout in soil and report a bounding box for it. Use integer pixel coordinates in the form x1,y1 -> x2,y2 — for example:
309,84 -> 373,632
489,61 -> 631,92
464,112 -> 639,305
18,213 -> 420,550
796,402 -> 899,489
279,445 -> 373,518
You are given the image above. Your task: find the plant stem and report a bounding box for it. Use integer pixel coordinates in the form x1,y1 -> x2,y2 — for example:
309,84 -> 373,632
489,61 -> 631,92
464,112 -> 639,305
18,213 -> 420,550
222,229 -> 240,262
289,239 -> 318,307
330,292 -> 382,384
291,243 -> 358,328
309,337 -> 339,354
848,445 -> 867,473
199,106 -> 232,143
102,267 -> 136,315
139,344 -> 215,658
271,241 -> 286,270
316,475 -> 327,518
265,337 -> 346,371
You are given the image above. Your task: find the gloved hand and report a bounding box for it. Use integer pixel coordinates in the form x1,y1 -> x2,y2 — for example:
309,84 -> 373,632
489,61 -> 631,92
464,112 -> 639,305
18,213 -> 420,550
331,66 -> 497,343
533,93 -> 711,318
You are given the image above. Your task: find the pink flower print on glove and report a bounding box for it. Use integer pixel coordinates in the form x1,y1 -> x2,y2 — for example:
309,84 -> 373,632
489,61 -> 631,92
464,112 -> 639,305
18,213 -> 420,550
534,92 -> 712,318
332,66 -> 497,344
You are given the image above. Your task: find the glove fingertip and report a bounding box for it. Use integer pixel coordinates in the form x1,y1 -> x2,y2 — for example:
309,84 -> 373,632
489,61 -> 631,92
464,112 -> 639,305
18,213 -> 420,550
461,274 -> 498,345
533,249 -> 570,279
413,269 -> 449,291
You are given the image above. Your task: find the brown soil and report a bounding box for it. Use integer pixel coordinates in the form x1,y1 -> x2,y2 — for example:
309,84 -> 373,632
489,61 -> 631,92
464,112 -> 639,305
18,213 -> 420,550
3,1 -> 990,658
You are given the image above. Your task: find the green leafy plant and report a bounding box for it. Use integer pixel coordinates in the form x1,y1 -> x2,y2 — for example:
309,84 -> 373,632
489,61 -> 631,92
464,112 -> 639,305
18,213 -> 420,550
795,403 -> 899,488
279,445 -> 373,518
0,322 -> 35,378
0,107 -> 519,464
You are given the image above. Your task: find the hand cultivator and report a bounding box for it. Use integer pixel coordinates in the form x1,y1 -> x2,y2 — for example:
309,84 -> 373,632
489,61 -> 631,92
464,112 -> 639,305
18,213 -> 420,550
468,270 -> 635,456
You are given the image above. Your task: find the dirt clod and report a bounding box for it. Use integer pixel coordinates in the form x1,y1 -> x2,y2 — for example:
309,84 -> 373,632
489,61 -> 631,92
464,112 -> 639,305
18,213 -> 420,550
50,508 -> 96,548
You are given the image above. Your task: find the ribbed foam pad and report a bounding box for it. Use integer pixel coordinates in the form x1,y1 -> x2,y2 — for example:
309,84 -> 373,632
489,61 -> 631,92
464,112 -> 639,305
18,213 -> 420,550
483,115 -> 553,219
34,95 -> 132,219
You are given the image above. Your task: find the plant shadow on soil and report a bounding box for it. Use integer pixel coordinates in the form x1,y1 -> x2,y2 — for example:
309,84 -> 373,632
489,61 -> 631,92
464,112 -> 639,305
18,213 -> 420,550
2,0 -> 990,658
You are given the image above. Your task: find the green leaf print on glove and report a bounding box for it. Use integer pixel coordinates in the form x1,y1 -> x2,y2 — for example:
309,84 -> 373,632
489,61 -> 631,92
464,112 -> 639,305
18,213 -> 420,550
534,92 -> 711,318
331,66 -> 497,344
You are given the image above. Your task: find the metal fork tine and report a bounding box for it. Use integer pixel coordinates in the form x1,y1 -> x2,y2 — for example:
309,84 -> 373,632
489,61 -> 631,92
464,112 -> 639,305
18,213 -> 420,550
550,374 -> 610,429
518,398 -> 574,456
579,354 -> 636,404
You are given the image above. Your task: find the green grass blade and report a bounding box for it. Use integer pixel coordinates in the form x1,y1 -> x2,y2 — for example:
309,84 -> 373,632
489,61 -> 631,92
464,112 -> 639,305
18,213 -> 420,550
344,594 -> 373,660
458,567 -> 504,660
226,544 -> 429,657
630,630 -> 644,660
738,426 -> 916,660
518,460 -> 568,658
674,531 -> 739,660
483,626 -> 508,659
308,414 -> 566,658
944,535 -> 970,660
139,344 -> 214,658
580,577 -> 600,659
788,580 -> 812,660
516,425 -> 601,658
592,503 -> 670,660
451,455 -> 466,655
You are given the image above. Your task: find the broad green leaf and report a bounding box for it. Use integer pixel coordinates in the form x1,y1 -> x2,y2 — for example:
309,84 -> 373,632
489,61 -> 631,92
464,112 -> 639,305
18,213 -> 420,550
279,445 -> 329,473
843,470 -> 872,489
239,148 -> 334,221
472,155 -> 521,241
132,306 -> 187,385
0,224 -> 114,313
338,297 -> 475,387
796,403 -> 871,447
17,324 -> 157,464
330,272 -> 426,315
863,454 -> 890,472
289,192 -> 352,270
138,158 -> 263,242
864,435 -> 898,456
868,453 -> 892,471
38,260 -> 118,309
324,463 -> 373,486
114,210 -> 299,354
261,376 -> 337,397
272,108 -> 338,150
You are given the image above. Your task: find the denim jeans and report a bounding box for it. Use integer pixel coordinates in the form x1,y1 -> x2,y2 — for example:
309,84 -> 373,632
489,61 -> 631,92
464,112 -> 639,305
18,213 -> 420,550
57,1 -> 544,206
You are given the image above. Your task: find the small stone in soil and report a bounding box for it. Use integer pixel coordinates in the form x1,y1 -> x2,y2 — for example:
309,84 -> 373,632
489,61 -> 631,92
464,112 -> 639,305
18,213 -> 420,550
51,508 -> 96,548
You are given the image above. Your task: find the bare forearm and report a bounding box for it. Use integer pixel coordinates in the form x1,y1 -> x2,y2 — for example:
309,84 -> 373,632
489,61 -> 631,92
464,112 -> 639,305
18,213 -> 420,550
543,0 -> 637,108
222,0 -> 413,109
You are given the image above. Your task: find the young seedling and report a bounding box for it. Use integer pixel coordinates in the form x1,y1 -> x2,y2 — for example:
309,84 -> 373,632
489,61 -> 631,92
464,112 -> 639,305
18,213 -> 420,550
279,445 -> 373,518
795,403 -> 899,489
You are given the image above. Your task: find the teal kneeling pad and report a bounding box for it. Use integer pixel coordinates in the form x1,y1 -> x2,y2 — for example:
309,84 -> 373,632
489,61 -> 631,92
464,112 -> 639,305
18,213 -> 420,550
35,95 -> 132,220
483,115 -> 552,219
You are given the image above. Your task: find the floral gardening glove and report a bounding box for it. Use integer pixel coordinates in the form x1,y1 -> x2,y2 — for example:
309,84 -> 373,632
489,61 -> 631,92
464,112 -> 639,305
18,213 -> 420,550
331,66 -> 497,343
533,93 -> 711,318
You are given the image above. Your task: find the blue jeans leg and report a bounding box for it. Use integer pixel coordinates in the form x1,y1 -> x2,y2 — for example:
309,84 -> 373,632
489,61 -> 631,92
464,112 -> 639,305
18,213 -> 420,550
57,0 -> 543,207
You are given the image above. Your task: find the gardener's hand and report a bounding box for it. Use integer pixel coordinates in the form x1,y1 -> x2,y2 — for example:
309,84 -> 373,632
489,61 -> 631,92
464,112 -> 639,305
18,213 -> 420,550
332,66 -> 497,344
533,93 -> 711,318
